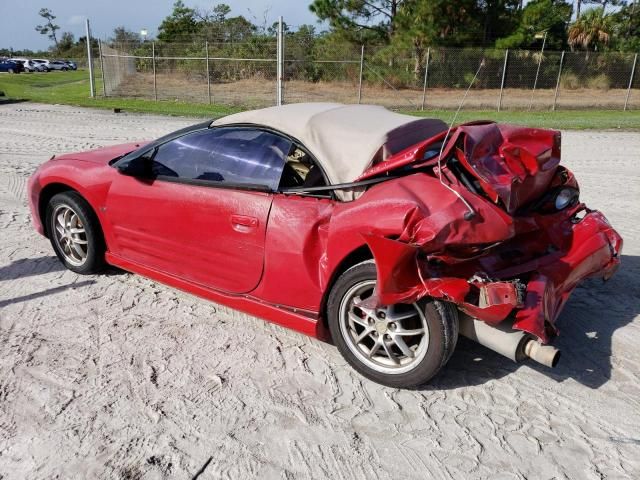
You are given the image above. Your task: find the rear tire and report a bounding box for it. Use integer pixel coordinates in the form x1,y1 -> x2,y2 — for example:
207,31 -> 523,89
327,260 -> 458,388
46,191 -> 105,274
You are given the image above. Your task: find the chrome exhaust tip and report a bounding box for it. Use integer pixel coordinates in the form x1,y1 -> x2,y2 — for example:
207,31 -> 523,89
459,314 -> 561,368
523,339 -> 561,368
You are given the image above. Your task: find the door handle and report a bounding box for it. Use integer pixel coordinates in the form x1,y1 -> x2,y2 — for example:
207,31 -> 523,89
231,214 -> 258,232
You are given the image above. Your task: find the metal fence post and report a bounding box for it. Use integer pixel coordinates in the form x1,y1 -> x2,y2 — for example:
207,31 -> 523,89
357,45 -> 364,104
420,47 -> 430,111
498,49 -> 508,112
205,40 -> 211,104
624,53 -> 638,111
552,51 -> 565,111
529,32 -> 547,111
276,16 -> 284,106
152,42 -> 157,101
85,19 -> 95,98
98,39 -> 107,97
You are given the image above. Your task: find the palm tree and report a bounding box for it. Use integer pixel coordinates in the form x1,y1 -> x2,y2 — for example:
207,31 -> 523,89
568,7 -> 612,51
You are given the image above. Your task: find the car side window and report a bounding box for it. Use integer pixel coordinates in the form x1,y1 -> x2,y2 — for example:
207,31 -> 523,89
151,127 -> 291,191
279,144 -> 330,196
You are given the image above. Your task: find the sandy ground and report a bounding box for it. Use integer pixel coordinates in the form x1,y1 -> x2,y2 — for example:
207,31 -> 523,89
0,103 -> 639,480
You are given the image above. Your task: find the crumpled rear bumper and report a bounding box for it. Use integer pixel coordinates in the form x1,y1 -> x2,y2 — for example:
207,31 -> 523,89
512,210 -> 621,342
366,209 -> 622,344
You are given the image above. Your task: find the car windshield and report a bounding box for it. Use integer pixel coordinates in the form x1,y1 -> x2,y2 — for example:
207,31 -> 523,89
112,120 -> 214,166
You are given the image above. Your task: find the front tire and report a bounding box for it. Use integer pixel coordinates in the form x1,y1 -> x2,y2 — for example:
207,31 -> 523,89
46,192 -> 105,274
327,260 -> 458,388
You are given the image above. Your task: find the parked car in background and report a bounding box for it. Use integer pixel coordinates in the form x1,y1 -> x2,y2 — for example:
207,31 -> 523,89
8,59 -> 27,71
32,59 -> 51,71
10,58 -> 42,72
0,59 -> 23,73
33,61 -> 48,72
48,60 -> 70,71
63,60 -> 77,70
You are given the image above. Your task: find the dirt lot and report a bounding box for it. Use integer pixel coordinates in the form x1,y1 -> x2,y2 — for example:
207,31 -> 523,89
113,73 -> 640,110
0,103 -> 639,479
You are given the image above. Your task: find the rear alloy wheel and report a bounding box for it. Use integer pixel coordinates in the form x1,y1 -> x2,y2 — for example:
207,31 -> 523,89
8,68 -> 14,74
327,260 -> 458,388
46,192 -> 105,274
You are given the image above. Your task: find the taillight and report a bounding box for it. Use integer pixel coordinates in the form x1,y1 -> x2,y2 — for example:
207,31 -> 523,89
553,187 -> 579,211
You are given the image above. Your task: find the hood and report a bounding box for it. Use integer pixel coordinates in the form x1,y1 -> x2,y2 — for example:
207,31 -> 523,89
359,122 -> 562,214
53,142 -> 149,165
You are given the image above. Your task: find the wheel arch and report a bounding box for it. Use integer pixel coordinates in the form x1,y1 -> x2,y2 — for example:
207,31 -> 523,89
39,183 -> 105,246
319,244 -> 373,333
39,183 -> 78,236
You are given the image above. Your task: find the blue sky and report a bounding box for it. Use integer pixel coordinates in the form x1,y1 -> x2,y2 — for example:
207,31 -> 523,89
0,0 -> 320,51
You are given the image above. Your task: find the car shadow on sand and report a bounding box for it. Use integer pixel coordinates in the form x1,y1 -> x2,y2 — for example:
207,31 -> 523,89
426,254 -> 639,391
0,279 -> 96,308
0,255 -> 66,280
0,255 -> 128,308
0,255 -> 126,282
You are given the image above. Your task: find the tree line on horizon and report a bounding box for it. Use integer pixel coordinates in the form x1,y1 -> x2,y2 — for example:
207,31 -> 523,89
2,0 -> 638,58
1,1 -> 638,93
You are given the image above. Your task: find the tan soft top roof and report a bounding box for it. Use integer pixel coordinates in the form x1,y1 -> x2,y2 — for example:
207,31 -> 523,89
212,103 -> 447,200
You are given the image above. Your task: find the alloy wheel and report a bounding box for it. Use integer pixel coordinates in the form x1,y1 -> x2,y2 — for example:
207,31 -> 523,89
338,280 -> 430,375
51,204 -> 89,266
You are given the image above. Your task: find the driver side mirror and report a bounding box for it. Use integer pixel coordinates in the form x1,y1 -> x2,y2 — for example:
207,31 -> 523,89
116,155 -> 152,177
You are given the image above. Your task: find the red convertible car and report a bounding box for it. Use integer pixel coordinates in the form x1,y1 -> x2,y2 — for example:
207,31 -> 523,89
28,103 -> 622,387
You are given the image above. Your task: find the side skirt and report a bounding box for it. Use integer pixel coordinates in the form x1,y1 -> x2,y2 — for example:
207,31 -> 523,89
105,252 -> 321,338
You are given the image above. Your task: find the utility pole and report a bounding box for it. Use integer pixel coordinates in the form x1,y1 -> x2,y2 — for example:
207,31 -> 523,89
529,30 -> 547,111
357,45 -> 364,104
276,16 -> 284,106
85,19 -> 95,98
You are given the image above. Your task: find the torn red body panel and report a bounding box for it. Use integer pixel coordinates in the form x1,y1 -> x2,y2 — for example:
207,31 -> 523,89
357,123 -> 622,343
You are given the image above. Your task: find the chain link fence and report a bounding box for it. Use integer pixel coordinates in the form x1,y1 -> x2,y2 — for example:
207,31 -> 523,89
99,35 -> 640,111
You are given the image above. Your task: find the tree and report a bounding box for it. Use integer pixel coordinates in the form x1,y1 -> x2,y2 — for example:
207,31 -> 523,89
157,0 -> 201,42
58,32 -> 75,52
35,8 -> 60,48
479,0 -> 521,45
610,1 -> 640,50
267,21 -> 291,36
309,0 -> 406,43
496,0 -> 573,49
211,4 -> 231,22
111,27 -> 142,49
577,0 -> 626,20
568,6 -> 613,50
223,16 -> 256,42
198,6 -> 256,41
584,0 -> 626,10
393,0 -> 481,77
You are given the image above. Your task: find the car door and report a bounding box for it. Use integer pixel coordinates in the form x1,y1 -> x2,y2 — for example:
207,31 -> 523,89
105,126 -> 291,294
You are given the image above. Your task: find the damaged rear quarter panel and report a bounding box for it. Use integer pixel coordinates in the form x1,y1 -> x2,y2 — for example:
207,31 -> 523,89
330,124 -> 622,344
254,122 -> 621,345
325,173 -> 520,314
